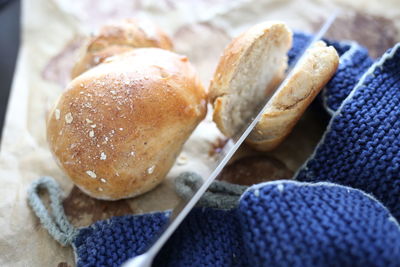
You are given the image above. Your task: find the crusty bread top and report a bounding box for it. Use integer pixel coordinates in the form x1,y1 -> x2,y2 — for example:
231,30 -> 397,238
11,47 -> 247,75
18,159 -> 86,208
48,48 -> 206,200
87,19 -> 173,52
247,41 -> 339,150
71,19 -> 173,78
209,21 -> 292,137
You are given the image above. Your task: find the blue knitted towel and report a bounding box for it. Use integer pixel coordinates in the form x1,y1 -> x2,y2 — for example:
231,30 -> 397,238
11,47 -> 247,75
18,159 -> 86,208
27,36 -> 400,266
28,175 -> 400,267
295,41 -> 400,222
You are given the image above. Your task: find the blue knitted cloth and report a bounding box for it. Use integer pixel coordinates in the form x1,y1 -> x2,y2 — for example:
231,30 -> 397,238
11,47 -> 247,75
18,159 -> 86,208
27,36 -> 400,266
238,181 -> 400,266
74,212 -> 169,266
28,177 -> 400,267
295,42 -> 400,222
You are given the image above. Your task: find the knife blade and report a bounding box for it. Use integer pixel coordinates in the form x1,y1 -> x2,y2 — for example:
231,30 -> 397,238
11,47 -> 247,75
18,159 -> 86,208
124,11 -> 337,267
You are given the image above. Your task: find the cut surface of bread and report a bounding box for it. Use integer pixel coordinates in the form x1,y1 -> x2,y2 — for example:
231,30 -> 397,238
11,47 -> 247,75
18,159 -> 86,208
247,41 -> 339,151
209,21 -> 293,137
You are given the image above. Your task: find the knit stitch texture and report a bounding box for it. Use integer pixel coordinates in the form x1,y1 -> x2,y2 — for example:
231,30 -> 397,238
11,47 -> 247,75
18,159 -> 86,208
154,208 -> 246,267
70,181 -> 400,267
74,212 -> 169,267
296,43 -> 400,221
239,181 -> 400,267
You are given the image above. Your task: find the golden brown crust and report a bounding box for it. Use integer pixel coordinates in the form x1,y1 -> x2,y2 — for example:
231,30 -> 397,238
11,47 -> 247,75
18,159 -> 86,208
211,97 -> 226,134
247,41 -> 339,151
48,48 -> 206,200
71,19 -> 174,78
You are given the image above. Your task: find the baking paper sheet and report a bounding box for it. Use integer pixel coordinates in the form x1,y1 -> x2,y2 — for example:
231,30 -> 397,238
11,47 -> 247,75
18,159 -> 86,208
0,0 -> 399,265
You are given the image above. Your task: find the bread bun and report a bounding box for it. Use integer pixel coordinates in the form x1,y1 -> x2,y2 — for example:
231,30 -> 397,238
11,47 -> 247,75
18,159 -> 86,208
209,21 -> 293,137
247,41 -> 339,150
71,19 -> 173,78
209,22 -> 339,151
47,48 -> 207,200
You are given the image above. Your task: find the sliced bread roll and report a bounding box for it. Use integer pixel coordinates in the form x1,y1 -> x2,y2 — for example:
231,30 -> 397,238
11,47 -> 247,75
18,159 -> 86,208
247,41 -> 339,151
209,21 -> 293,137
209,21 -> 339,151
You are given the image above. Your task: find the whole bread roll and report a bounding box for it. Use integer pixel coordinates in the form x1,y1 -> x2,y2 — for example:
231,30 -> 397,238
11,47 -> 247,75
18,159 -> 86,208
71,19 -> 173,78
209,21 -> 293,137
48,48 -> 207,200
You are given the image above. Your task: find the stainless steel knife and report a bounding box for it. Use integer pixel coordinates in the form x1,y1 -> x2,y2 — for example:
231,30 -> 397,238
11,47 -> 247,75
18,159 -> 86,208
124,12 -> 337,267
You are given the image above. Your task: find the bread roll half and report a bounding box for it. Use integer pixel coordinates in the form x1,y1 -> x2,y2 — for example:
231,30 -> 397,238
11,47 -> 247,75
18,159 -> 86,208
247,41 -> 339,150
48,48 -> 206,200
71,19 -> 173,78
209,21 -> 293,137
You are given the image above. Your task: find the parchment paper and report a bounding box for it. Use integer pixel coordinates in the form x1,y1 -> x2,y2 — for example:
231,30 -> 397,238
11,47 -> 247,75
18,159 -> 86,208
0,0 -> 399,266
